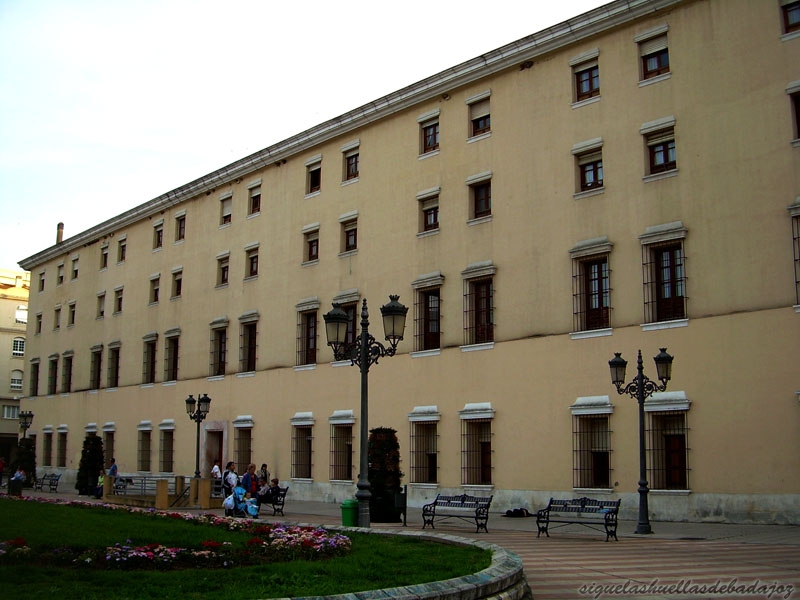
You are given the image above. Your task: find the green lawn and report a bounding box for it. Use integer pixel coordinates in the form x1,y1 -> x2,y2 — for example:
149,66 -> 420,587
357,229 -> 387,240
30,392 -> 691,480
0,498 -> 491,599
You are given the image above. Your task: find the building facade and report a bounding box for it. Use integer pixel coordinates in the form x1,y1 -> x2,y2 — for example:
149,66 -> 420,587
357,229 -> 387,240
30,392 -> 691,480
0,268 -> 30,464
18,0 -> 800,523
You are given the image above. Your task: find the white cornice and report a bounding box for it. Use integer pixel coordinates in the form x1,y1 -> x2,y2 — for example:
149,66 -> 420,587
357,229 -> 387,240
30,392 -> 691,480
19,0 -> 684,271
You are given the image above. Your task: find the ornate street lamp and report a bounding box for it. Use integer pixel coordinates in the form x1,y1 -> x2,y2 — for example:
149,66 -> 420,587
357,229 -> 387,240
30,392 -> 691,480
185,394 -> 211,478
18,410 -> 34,439
609,348 -> 674,534
324,296 -> 408,528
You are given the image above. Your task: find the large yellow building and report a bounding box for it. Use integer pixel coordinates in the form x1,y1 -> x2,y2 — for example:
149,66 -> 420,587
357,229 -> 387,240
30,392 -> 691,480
0,268 -> 30,464
18,0 -> 800,523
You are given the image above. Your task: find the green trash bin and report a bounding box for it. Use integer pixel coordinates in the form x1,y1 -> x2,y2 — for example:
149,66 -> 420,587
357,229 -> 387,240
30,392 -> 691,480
341,498 -> 359,527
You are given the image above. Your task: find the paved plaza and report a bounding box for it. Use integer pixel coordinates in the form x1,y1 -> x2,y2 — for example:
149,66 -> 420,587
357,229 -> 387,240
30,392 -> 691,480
20,489 -> 800,599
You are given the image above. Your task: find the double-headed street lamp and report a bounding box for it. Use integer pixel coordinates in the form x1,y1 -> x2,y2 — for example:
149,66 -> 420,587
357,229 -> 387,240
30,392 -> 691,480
18,410 -> 34,439
609,348 -> 674,535
323,295 -> 408,528
185,394 -> 212,479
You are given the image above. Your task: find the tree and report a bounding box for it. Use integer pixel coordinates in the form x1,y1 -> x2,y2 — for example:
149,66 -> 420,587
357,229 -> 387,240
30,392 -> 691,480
367,427 -> 404,523
75,434 -> 105,495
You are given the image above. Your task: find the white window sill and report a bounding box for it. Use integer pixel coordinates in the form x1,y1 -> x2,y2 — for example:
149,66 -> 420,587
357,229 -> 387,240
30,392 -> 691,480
409,482 -> 439,489
641,318 -> 689,331
294,364 -> 317,372
570,328 -> 612,340
410,349 -> 441,358
417,228 -> 440,239
301,259 -> 319,268
331,479 -> 354,485
341,177 -> 359,187
162,380 -> 177,386
290,478 -> 314,484
573,187 -> 605,200
140,383 -> 154,389
304,191 -> 321,199
246,212 -> 260,220
781,30 -> 800,42
650,489 -> 691,496
573,487 -> 614,494
236,371 -> 255,378
338,249 -> 358,259
571,96 -> 601,110
794,304 -> 800,313
460,342 -> 494,352
467,215 -> 493,227
642,169 -> 678,183
207,375 -> 224,382
638,72 -> 671,87
218,223 -> 231,230
467,131 -> 492,144
243,275 -> 258,282
462,484 -> 494,492
792,139 -> 800,148
418,149 -> 440,160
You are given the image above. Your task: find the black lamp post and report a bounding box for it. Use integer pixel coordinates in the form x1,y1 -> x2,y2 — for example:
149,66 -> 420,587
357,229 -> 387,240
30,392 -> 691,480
323,296 -> 408,528
185,394 -> 211,478
18,410 -> 34,438
609,348 -> 674,534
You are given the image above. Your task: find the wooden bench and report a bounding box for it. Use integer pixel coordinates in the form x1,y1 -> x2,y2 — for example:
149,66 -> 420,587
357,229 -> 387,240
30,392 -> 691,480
536,497 -> 621,541
266,486 -> 288,516
422,493 -> 493,533
34,473 -> 61,492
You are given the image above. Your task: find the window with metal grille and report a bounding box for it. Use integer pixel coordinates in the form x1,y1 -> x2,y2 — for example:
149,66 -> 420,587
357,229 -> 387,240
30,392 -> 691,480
43,432 -> 53,466
57,432 -> 67,468
210,327 -> 227,376
572,415 -> 611,488
464,278 -> 494,345
647,411 -> 689,490
292,425 -> 313,478
138,430 -> 151,471
90,348 -> 102,389
61,356 -> 72,393
643,241 -> 686,323
30,361 -> 39,396
142,338 -> 157,384
296,311 -> 317,366
414,288 -> 441,351
48,357 -> 58,395
160,429 -> 174,473
12,337 -> 25,357
461,418 -> 492,485
410,421 -> 438,483
329,424 -> 353,481
107,346 -> 120,388
793,215 -> 800,304
104,432 -> 115,467
165,335 -> 180,381
235,427 -> 252,470
240,322 -> 257,372
572,255 -> 610,331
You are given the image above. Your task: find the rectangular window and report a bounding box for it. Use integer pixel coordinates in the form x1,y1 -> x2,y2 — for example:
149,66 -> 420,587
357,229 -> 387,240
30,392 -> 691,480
217,255 -> 230,286
97,293 -> 106,318
71,258 -> 79,280
647,131 -> 676,174
35,313 -> 42,334
572,415 -> 611,488
246,248 -> 259,278
461,419 -> 492,485
414,288 -> 441,351
103,432 -> 115,467
211,327 -> 227,376
792,214 -> 800,304
220,196 -> 232,225
57,432 -> 67,468
647,411 -> 689,490
344,150 -> 359,181
165,335 -> 180,381
90,347 -> 102,390
471,181 -> 492,219
57,264 -> 64,285
340,302 -> 358,348
469,97 -> 491,137
329,424 -> 353,481
114,289 -> 123,314
421,120 -> 439,154
68,303 -> 76,326
234,427 -> 252,470
791,91 -> 800,140
107,346 -> 120,388
153,223 -> 163,249
292,425 -> 313,479
2,404 -> 19,419
138,430 -> 151,471
342,220 -> 357,253
296,311 -> 317,366
171,270 -> 182,298
573,255 -> 610,331
48,357 -> 58,395
143,338 -> 157,384
574,62 -> 600,101
12,337 -> 25,357
240,322 -> 257,372
53,307 -> 61,330
160,429 -> 174,473
784,1 -> 800,33
307,162 -> 322,194
150,277 -> 160,304
38,271 -> 45,292
175,215 -> 186,241
117,239 -> 127,263
305,231 -> 319,263
10,370 -> 23,391
43,432 -> 53,467
578,151 -> 604,191
29,362 -> 39,396
643,241 -> 687,323
410,421 -> 438,483
248,186 -> 261,215
420,196 -> 439,232
100,246 -> 109,269
639,33 -> 669,80
464,278 -> 494,345
61,355 -> 73,393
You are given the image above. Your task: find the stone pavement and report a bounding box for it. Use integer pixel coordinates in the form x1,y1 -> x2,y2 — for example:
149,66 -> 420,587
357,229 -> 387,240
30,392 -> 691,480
23,489 -> 800,599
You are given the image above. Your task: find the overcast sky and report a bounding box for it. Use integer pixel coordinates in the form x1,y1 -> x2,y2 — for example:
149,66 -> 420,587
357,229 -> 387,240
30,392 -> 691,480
0,0 -> 606,270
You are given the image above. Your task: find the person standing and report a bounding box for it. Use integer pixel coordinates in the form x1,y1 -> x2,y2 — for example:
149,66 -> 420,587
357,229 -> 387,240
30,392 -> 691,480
222,461 -> 237,498
210,458 -> 222,479
259,463 -> 270,483
107,458 -> 118,485
241,463 -> 258,496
